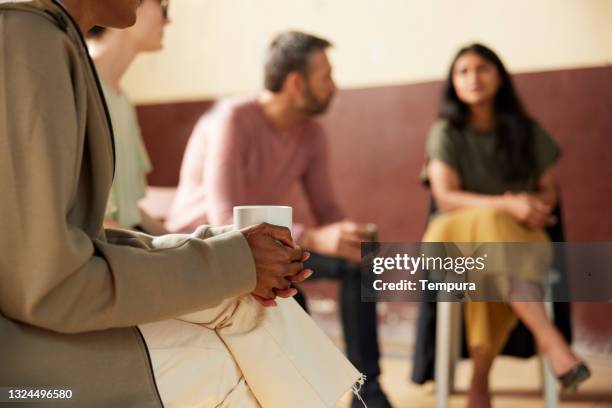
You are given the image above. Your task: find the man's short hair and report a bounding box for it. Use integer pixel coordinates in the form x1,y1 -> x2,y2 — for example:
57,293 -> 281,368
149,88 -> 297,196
264,31 -> 332,92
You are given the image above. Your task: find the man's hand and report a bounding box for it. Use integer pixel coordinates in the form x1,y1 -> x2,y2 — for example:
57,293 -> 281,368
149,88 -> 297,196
301,220 -> 374,263
503,192 -> 556,229
241,223 -> 312,307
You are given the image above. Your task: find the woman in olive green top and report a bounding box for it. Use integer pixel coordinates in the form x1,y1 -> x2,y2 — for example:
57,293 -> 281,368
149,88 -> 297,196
422,44 -> 589,407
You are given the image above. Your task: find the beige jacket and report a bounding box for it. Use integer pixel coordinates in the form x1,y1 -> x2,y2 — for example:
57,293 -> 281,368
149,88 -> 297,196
0,1 -> 256,406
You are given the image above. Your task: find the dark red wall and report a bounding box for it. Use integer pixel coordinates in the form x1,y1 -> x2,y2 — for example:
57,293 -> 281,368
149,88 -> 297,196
138,66 -> 612,242
137,66 -> 612,353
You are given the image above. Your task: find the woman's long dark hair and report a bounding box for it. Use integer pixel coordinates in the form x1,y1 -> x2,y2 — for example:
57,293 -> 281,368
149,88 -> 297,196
440,43 -> 536,183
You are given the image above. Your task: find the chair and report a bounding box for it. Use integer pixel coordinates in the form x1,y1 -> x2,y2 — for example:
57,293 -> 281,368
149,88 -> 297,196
434,295 -> 558,408
411,201 -> 572,408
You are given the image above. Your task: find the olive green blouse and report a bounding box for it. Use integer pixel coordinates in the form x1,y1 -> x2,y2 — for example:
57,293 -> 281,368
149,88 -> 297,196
421,118 -> 560,194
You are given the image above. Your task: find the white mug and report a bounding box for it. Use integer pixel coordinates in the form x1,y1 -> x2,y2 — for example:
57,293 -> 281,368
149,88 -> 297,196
233,205 -> 293,232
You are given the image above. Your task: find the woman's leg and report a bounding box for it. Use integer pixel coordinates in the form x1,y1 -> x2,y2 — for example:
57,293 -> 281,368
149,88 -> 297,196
424,208 -> 576,401
509,301 -> 579,375
468,347 -> 494,408
465,302 -> 518,408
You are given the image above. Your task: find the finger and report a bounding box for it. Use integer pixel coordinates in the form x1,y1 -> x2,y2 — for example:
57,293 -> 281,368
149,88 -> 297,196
287,269 -> 313,283
264,224 -> 295,248
351,230 -> 373,241
275,287 -> 298,298
301,251 -> 311,262
342,233 -> 365,246
529,213 -> 551,229
340,226 -> 366,241
274,277 -> 292,291
254,285 -> 277,301
341,221 -> 357,233
536,211 -> 556,225
533,200 -> 552,213
284,261 -> 305,277
252,294 -> 277,307
535,204 -> 552,215
286,246 -> 305,262
352,223 -> 378,239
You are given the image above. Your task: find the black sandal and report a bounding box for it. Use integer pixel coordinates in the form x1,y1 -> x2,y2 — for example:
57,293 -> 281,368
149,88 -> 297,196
558,362 -> 591,391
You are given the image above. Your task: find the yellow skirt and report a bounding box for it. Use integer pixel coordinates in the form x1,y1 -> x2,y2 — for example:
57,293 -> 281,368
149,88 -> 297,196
423,207 -> 550,356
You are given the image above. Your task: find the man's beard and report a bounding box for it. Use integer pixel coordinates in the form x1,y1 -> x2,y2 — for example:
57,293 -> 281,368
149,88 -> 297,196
299,85 -> 334,116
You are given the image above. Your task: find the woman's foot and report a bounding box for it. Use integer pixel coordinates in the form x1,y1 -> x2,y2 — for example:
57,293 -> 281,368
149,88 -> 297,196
541,341 -> 591,390
545,342 -> 580,376
558,362 -> 591,391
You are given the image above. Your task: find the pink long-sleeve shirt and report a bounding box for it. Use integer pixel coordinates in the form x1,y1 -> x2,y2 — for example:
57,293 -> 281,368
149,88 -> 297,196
165,98 -> 345,233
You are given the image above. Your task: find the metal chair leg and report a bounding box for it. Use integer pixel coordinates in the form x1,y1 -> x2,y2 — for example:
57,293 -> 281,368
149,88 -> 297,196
542,300 -> 559,408
435,302 -> 462,408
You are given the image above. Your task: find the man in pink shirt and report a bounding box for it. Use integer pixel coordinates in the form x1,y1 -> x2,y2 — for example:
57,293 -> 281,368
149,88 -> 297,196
166,31 -> 390,408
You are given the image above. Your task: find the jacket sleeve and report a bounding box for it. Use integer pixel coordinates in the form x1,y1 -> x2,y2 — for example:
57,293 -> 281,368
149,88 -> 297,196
0,13 -> 255,334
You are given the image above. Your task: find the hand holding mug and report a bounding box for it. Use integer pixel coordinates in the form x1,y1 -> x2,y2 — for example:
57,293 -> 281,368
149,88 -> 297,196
235,206 -> 312,307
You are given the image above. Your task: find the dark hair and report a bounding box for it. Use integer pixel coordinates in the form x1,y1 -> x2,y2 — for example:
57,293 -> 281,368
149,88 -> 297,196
264,31 -> 332,92
440,43 -> 536,183
86,26 -> 107,39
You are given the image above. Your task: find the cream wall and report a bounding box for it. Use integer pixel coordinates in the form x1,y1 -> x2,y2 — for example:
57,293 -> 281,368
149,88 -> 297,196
123,0 -> 612,104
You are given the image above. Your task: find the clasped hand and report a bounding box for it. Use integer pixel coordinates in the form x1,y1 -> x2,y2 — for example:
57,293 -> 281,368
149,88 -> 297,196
241,223 -> 312,307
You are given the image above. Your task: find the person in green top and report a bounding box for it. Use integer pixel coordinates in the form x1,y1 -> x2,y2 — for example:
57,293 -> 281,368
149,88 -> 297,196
86,0 -> 170,235
422,44 -> 589,407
